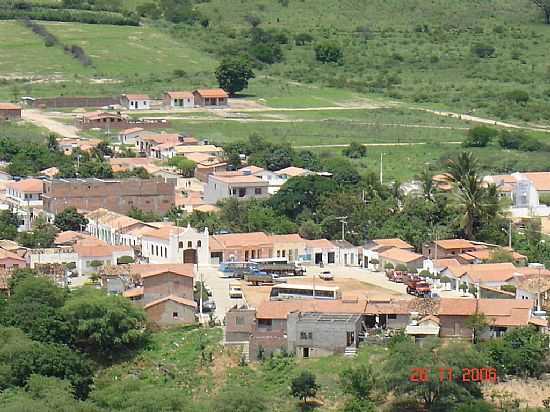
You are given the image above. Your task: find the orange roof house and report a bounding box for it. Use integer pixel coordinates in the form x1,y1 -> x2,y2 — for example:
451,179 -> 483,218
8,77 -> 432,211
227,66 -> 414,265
6,178 -> 43,194
193,88 -> 229,106
378,247 -> 424,270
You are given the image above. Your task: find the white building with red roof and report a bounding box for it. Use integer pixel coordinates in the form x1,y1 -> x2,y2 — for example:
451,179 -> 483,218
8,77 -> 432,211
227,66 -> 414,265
120,94 -> 150,110
163,91 -> 194,108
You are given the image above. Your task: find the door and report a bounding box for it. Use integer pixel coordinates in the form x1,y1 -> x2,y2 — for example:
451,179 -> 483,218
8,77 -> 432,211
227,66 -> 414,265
346,331 -> 355,346
315,253 -> 322,264
303,347 -> 309,358
183,249 -> 197,264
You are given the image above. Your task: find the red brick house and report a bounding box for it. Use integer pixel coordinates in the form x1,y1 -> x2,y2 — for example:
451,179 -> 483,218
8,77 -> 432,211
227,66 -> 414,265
192,89 -> 228,106
0,103 -> 22,121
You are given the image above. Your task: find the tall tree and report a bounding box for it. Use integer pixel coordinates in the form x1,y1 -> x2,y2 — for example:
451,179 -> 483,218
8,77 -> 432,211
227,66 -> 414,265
215,57 -> 255,96
291,371 -> 319,406
54,207 -> 88,232
417,167 -> 435,201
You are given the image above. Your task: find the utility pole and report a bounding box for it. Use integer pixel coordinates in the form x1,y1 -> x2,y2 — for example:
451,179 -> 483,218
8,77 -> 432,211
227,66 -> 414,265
340,217 -> 348,241
508,221 -> 512,249
379,153 -> 383,184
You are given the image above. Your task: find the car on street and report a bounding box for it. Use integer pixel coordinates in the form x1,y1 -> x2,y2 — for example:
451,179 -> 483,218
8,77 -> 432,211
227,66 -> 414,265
319,271 -> 334,281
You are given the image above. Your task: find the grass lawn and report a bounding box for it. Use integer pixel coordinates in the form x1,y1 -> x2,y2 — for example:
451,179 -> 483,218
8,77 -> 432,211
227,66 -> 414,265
0,120 -> 51,143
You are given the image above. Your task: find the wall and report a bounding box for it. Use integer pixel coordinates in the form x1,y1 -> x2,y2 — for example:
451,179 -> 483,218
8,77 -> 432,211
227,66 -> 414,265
0,257 -> 25,269
142,272 -> 194,304
77,118 -> 169,130
28,96 -> 117,108
224,308 -> 256,343
43,178 -> 176,216
438,315 -> 472,339
146,300 -> 195,326
0,108 -> 21,120
27,249 -> 77,268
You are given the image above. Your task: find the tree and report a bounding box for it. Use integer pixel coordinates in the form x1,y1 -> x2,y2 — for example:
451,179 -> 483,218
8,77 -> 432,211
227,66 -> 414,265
116,256 -> 134,265
61,288 -> 147,359
1,275 -> 68,343
249,42 -> 283,64
47,134 -> 59,152
486,326 -> 549,378
291,370 -> 319,405
94,141 -> 113,157
0,209 -> 21,240
417,168 -> 435,201
486,249 -> 514,263
167,156 -> 195,177
16,216 -> 57,249
446,153 -> 501,239
136,2 -> 162,18
295,32 -> 314,45
463,126 -> 497,148
322,157 -> 361,185
343,142 -> 367,159
471,43 -> 495,58
0,327 -> 93,399
315,41 -> 343,64
465,312 -> 488,344
54,207 -> 88,232
384,338 -> 488,410
531,0 -> 550,24
127,207 -> 161,223
270,175 -> 339,219
340,364 -> 376,401
215,57 -> 255,96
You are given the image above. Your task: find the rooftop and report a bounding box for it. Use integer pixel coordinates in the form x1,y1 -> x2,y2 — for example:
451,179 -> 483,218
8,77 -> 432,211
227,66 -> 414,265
372,238 -> 414,249
256,299 -> 368,320
306,238 -> 335,249
379,247 -> 423,263
119,127 -> 144,134
144,295 -> 197,310
131,263 -> 195,279
123,94 -> 150,100
275,166 -> 309,177
7,178 -> 44,193
211,232 -> 271,248
166,91 -> 193,98
210,174 -> 267,185
0,103 -> 21,110
193,88 -> 229,98
447,262 -> 519,283
434,239 -> 475,249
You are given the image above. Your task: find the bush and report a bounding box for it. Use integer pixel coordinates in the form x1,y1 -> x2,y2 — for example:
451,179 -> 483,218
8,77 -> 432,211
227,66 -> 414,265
505,89 -> 529,104
540,193 -> 550,206
295,32 -> 314,45
343,142 -> 367,158
0,6 -> 139,25
249,42 -> 283,64
463,126 -> 498,147
471,43 -> 495,58
500,284 -> 516,293
498,130 -> 525,150
117,255 -> 134,265
384,262 -> 394,270
395,264 -> 408,272
315,41 -> 343,64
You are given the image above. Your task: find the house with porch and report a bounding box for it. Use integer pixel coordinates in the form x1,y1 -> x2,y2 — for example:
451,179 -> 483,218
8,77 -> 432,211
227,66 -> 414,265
5,178 -> 44,231
192,88 -> 228,107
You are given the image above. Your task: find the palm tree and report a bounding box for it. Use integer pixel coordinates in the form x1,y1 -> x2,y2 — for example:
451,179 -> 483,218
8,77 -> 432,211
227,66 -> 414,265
446,153 -> 501,239
417,167 -> 435,201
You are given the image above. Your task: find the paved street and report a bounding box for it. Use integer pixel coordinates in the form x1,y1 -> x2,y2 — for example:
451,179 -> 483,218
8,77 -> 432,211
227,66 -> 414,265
195,264 -> 466,323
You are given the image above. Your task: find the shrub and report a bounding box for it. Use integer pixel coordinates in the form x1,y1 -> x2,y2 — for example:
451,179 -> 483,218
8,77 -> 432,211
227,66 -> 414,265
498,130 -> 525,150
471,43 -> 495,58
395,264 -> 408,272
0,7 -> 139,25
384,262 -> 394,270
343,142 -> 367,158
500,284 -> 516,293
250,42 -> 283,64
117,255 -> 134,265
295,32 -> 314,45
463,126 -> 498,147
315,41 -> 343,64
505,89 -> 529,104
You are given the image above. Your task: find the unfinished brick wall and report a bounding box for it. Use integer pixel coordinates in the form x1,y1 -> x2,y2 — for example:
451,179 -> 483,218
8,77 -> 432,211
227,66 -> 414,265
42,178 -> 176,215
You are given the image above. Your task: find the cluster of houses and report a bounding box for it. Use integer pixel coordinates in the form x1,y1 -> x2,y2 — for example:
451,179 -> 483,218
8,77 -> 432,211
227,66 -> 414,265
121,88 -> 229,110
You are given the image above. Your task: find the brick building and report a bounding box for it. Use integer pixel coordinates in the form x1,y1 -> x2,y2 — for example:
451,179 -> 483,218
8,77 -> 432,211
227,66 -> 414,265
42,178 -> 176,217
0,103 -> 22,121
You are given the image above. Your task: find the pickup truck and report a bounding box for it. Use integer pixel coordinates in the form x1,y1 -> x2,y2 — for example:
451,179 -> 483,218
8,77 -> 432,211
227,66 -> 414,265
405,276 -> 432,297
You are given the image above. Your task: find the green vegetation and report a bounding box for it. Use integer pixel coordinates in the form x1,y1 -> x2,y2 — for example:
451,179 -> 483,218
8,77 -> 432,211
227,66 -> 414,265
54,207 -> 88,232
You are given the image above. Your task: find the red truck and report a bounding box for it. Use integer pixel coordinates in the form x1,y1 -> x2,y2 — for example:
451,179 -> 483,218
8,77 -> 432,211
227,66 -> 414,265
405,276 -> 432,297
386,270 -> 406,283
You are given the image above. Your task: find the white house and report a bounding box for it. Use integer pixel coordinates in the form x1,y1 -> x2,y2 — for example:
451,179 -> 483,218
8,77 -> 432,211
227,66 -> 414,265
304,239 -> 337,265
5,178 -> 44,231
204,173 -> 269,204
164,91 -> 194,108
118,128 -> 155,146
141,224 -> 210,267
332,240 -> 361,266
74,240 -> 134,275
120,94 -> 151,110
86,208 -> 150,245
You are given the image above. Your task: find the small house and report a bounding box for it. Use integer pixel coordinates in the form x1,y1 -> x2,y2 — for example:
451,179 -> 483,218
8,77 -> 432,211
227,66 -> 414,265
192,88 -> 229,107
164,91 -> 194,108
378,247 -> 424,272
0,103 -> 21,121
120,94 -> 150,110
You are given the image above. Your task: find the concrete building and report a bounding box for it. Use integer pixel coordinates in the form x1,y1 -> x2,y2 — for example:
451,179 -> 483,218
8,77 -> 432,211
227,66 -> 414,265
42,178 -> 176,217
422,239 -> 477,259
270,234 -> 307,262
204,174 -> 269,204
120,94 -> 150,110
86,208 -> 153,245
304,239 -> 337,265
118,127 -> 154,146
0,103 -> 22,121
5,178 -> 44,231
192,88 -> 228,107
287,312 -> 362,358
209,232 -> 272,263
0,249 -> 26,269
163,91 -> 194,108
73,240 -> 134,275
141,224 -> 210,266
332,240 -> 361,266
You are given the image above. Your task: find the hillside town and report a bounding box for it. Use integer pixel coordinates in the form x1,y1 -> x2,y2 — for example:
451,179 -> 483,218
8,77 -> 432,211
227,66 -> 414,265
3,1 -> 550,410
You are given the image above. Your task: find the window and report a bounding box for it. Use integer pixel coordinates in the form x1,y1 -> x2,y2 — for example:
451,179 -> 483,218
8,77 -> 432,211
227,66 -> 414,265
235,316 -> 244,325
197,240 -> 202,248
151,244 -> 154,254
388,314 -> 397,319
254,187 -> 262,195
258,319 -> 272,328
308,332 -> 313,339
238,188 -> 246,197
300,332 -> 307,339
277,250 -> 280,257
187,241 -> 192,248
172,312 -> 179,318
155,245 -> 159,256
164,247 -> 168,257
282,250 -> 286,258
179,241 -> 183,249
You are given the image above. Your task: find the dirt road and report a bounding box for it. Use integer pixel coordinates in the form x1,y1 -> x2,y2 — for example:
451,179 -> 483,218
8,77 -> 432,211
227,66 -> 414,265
295,141 -> 462,149
22,109 -> 79,138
